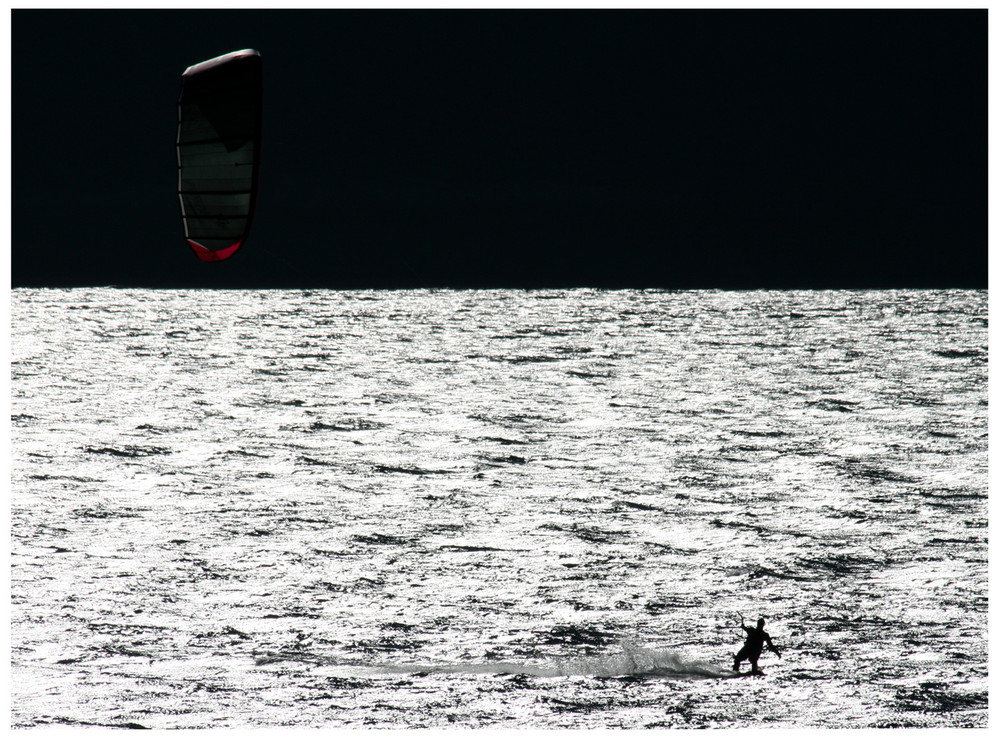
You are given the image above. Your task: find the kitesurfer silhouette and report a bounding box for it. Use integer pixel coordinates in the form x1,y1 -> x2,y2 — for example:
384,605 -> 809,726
733,615 -> 781,674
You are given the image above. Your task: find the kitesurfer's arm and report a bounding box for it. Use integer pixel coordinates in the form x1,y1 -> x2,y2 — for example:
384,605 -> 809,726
766,635 -> 781,657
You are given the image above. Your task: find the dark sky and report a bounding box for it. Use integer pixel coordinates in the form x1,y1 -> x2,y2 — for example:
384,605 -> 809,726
12,9 -> 986,289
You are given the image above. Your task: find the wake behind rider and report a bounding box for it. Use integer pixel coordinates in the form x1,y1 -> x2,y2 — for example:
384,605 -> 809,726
733,616 -> 781,674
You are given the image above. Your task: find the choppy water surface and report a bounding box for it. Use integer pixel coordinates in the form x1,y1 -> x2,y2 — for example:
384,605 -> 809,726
10,288 -> 988,728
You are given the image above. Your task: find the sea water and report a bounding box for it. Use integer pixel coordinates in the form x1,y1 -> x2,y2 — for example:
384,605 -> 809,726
9,288 -> 988,728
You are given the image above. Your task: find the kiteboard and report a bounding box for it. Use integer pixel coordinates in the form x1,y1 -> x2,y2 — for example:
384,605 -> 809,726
723,669 -> 765,679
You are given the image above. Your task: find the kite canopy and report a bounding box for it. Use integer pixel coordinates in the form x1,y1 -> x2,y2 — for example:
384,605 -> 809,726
176,49 -> 262,262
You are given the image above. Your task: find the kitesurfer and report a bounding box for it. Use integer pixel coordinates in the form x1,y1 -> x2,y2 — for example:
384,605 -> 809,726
733,616 -> 781,674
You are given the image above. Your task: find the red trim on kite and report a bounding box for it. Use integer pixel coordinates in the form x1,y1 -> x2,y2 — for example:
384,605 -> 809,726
188,239 -> 243,262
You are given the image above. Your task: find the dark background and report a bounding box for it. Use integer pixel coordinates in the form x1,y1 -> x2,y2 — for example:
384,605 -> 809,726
12,9 -> 986,289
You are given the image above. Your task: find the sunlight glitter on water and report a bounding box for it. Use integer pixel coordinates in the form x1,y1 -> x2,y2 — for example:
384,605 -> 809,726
10,288 -> 988,728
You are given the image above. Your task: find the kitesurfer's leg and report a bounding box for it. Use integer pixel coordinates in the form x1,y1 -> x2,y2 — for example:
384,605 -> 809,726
733,645 -> 750,672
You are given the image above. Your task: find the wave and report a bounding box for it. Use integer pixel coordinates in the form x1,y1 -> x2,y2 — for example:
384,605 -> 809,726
83,444 -> 171,458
